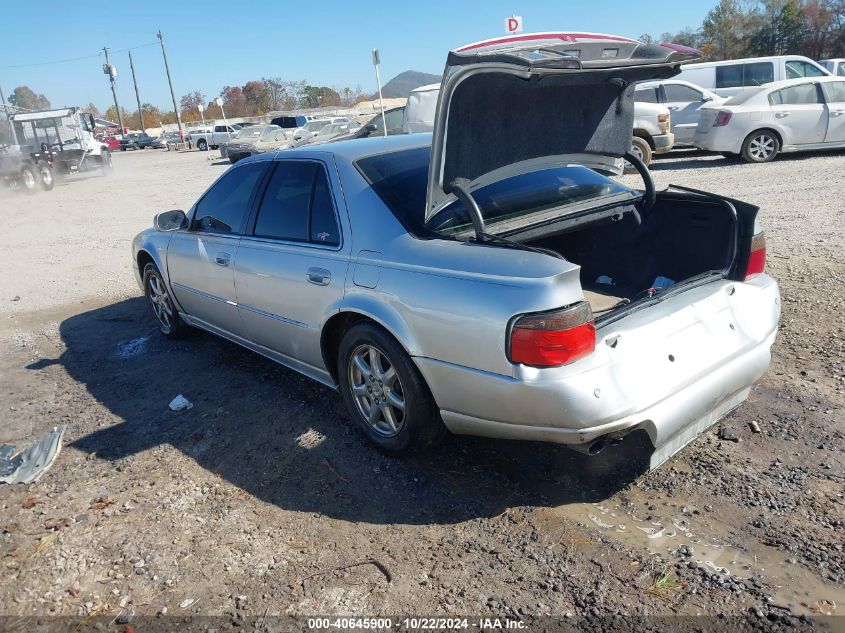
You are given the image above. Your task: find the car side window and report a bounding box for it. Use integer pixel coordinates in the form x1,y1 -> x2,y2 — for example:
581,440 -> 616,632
193,162 -> 266,234
786,60 -> 826,79
822,81 -> 845,103
384,107 -> 405,133
634,87 -> 660,103
839,64 -> 845,77
777,83 -> 823,105
715,64 -> 743,88
254,162 -> 316,241
310,169 -> 340,246
744,62 -> 774,86
664,84 -> 703,102
252,161 -> 341,246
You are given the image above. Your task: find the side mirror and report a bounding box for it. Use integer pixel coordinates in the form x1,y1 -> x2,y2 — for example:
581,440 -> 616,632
365,123 -> 378,132
154,209 -> 187,232
702,95 -> 713,102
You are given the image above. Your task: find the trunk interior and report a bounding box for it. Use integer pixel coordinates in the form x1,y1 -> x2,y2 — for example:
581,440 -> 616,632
519,193 -> 738,317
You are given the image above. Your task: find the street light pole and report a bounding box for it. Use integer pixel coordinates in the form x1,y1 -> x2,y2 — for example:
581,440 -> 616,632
157,30 -> 183,138
372,48 -> 388,138
103,47 -> 125,133
128,50 -> 145,133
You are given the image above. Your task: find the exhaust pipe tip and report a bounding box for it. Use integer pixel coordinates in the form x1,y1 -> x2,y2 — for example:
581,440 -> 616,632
587,439 -> 606,455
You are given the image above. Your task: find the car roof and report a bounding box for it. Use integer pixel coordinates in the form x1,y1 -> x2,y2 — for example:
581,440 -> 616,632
759,75 -> 841,92
240,133 -> 433,166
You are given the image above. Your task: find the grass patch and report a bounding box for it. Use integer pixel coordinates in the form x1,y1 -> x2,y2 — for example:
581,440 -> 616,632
646,569 -> 684,600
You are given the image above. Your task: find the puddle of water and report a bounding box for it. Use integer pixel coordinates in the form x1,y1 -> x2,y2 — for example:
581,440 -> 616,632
115,330 -> 156,359
552,480 -> 842,616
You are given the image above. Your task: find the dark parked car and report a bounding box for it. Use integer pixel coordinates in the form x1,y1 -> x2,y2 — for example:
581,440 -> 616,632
119,133 -> 155,150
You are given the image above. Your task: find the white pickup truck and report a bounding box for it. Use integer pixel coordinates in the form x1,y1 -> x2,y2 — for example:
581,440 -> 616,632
189,124 -> 237,151
405,83 -> 674,166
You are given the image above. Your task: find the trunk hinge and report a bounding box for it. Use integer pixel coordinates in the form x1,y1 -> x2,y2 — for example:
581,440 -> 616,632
447,178 -> 487,242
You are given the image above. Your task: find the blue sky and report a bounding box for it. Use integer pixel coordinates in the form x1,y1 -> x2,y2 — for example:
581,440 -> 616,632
0,0 -> 719,112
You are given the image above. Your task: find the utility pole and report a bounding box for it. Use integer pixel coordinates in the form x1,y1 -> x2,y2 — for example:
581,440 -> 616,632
102,47 -> 125,133
157,30 -> 183,137
0,81 -> 17,145
128,50 -> 145,133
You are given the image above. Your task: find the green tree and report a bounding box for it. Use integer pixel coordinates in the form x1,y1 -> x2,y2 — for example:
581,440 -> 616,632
242,80 -> 270,114
8,86 -> 51,111
701,0 -> 747,59
301,86 -> 341,108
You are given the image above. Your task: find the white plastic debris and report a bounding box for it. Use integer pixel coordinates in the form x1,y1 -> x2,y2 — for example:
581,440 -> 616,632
169,395 -> 193,412
179,598 -> 195,609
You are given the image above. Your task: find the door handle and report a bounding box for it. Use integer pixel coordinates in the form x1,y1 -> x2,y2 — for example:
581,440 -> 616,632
775,111 -> 791,118
215,252 -> 231,267
306,267 -> 331,286
832,110 -> 845,117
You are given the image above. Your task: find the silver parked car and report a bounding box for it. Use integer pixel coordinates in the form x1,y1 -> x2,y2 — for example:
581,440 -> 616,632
132,33 -> 780,470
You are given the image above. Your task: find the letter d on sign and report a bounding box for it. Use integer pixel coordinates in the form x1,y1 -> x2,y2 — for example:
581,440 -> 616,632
505,15 -> 523,33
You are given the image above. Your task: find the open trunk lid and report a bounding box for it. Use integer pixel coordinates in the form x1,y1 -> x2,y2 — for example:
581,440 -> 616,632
425,33 -> 700,222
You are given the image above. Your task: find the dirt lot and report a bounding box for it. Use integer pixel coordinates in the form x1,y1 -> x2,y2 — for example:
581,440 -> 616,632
0,147 -> 843,629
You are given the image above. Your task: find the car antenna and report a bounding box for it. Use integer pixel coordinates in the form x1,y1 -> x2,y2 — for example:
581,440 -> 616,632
447,178 -> 487,242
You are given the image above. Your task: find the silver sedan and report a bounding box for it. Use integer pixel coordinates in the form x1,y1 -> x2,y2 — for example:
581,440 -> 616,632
132,33 -> 780,470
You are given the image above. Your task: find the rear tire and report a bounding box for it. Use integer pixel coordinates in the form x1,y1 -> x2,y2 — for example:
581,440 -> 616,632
143,263 -> 188,338
197,139 -> 208,151
741,130 -> 779,163
630,136 -> 653,166
19,164 -> 38,194
337,323 -> 447,454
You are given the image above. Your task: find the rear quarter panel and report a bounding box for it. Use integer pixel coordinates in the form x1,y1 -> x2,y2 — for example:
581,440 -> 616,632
334,157 -> 585,377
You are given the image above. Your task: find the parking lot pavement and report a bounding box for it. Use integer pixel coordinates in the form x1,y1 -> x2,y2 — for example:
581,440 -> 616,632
0,147 -> 843,621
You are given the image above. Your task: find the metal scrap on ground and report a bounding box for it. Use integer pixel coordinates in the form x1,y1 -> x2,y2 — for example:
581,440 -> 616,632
0,425 -> 66,484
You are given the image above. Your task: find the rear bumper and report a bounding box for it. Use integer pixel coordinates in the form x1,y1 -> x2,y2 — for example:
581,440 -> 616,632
415,276 -> 780,469
694,127 -> 744,154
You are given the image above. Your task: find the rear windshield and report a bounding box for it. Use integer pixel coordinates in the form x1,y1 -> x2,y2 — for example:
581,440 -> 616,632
356,146 -> 633,237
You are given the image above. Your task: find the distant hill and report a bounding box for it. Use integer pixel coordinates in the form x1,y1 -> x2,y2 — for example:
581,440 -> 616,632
378,70 -> 440,98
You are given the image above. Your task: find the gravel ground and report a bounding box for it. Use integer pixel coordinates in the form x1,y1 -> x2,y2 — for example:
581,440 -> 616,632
0,147 -> 843,629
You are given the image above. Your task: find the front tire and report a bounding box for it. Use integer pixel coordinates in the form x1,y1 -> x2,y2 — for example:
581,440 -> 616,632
630,136 -> 653,166
338,323 -> 446,454
37,161 -> 54,191
101,150 -> 113,175
741,130 -> 779,163
143,263 -> 188,338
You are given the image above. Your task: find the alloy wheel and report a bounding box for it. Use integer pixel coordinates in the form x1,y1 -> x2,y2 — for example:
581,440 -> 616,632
749,134 -> 776,161
348,344 -> 406,437
148,274 -> 174,332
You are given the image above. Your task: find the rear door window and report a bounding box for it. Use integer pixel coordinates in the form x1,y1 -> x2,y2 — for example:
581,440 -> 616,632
634,87 -> 660,103
715,64 -> 743,88
252,161 -> 341,246
743,62 -> 774,86
254,162 -> 316,241
822,80 -> 845,103
776,83 -> 823,105
193,162 -> 267,234
664,84 -> 704,102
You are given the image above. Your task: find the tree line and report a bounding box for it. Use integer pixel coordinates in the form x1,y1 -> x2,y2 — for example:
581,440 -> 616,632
640,0 -> 845,61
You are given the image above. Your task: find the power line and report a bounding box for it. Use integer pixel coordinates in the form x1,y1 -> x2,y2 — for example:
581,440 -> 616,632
0,42 -> 157,70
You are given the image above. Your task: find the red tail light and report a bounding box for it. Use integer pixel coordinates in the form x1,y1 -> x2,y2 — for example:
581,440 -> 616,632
510,302 -> 596,367
744,232 -> 766,279
713,111 -> 733,127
